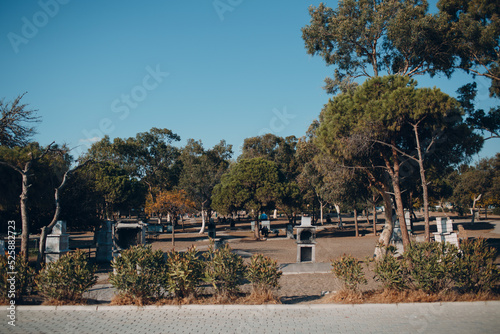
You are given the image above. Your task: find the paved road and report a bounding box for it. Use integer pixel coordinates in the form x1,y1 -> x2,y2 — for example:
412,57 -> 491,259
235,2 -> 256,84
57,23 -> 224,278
2,301 -> 499,334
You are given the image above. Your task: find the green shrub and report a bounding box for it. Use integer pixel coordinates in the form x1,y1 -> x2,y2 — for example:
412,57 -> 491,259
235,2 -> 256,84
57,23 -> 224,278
109,245 -> 167,301
402,242 -> 458,293
454,238 -> 500,293
374,246 -> 408,291
165,246 -> 204,298
203,243 -> 245,297
0,255 -> 36,301
37,250 -> 97,302
331,254 -> 367,291
246,254 -> 282,294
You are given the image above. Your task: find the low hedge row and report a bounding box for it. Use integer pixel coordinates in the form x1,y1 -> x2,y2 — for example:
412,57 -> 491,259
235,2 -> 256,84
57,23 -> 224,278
109,243 -> 283,303
1,243 -> 282,305
332,238 -> 500,294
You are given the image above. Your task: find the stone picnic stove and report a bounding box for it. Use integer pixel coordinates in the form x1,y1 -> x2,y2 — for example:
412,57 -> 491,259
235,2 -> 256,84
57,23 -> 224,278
296,216 -> 316,263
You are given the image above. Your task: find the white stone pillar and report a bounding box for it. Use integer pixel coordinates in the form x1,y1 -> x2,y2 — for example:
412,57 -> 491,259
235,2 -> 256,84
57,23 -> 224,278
45,221 -> 70,263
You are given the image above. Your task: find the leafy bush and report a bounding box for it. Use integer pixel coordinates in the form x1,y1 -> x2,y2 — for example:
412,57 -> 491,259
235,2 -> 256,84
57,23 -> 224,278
402,242 -> 458,293
109,245 -> 167,301
454,238 -> 500,293
0,255 -> 36,302
165,246 -> 204,298
203,243 -> 245,297
37,250 -> 97,302
374,246 -> 408,291
331,254 -> 367,291
246,254 -> 282,294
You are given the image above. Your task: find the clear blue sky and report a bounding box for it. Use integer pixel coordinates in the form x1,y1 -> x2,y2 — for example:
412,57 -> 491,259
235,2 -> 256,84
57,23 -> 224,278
0,0 -> 498,162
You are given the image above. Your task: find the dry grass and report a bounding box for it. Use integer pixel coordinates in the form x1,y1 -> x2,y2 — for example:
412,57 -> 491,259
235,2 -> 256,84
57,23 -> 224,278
324,289 -> 365,304
109,291 -> 281,306
322,288 -> 500,304
110,294 -> 150,306
241,290 -> 281,305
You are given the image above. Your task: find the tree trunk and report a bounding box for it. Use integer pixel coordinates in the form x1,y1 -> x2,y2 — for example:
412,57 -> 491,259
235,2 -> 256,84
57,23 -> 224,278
37,185 -> 63,270
413,123 -> 431,242
319,200 -> 324,225
391,173 -> 410,248
37,227 -> 48,270
36,163 -> 89,270
199,209 -> 206,234
20,167 -> 30,262
253,212 -> 261,240
199,200 -> 208,234
373,204 -> 377,236
388,149 -> 410,249
374,190 -> 395,260
334,204 -> 342,228
172,215 -> 176,247
471,194 -> 482,223
354,209 -> 359,237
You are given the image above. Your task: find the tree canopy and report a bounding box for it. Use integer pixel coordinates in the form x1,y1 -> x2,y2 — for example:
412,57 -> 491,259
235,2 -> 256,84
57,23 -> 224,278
302,0 -> 453,94
438,0 -> 500,97
302,0 -> 500,96
211,158 -> 281,217
85,128 -> 181,192
177,139 -> 232,232
239,134 -> 300,181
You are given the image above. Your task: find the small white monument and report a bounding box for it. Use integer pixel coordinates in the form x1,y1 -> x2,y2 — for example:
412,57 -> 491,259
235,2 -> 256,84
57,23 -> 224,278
45,221 -> 70,263
404,210 -> 412,235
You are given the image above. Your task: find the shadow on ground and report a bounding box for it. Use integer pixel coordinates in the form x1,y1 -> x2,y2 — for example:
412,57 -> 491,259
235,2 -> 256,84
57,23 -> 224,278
280,295 -> 323,304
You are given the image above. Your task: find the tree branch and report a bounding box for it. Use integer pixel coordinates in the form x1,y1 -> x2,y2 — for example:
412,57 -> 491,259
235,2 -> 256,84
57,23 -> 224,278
0,160 -> 23,175
371,139 -> 418,162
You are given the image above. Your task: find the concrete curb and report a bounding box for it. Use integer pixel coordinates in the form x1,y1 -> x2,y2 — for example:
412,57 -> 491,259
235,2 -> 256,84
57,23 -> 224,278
14,300 -> 500,312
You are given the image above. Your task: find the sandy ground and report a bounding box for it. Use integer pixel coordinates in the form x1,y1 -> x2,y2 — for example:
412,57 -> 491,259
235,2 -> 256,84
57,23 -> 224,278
71,213 -> 500,304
